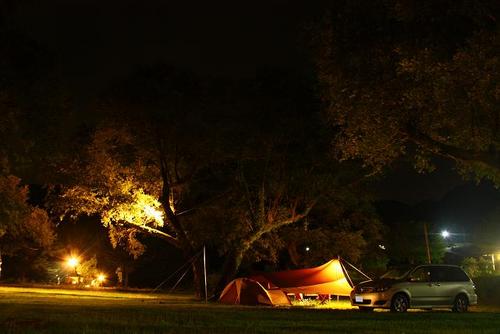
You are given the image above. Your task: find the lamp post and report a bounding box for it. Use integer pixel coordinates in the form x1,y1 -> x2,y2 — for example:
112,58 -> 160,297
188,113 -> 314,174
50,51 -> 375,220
67,256 -> 79,277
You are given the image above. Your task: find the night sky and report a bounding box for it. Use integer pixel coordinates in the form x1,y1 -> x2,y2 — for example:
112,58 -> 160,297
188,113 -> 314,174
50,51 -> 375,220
9,1 -> 317,98
9,0 -> 497,207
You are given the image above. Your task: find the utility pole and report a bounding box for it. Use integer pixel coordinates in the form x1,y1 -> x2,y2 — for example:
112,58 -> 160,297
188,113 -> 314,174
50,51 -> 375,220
423,223 -> 432,264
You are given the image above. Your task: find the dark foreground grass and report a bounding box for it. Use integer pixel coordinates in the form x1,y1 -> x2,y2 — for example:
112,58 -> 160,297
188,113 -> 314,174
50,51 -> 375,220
0,286 -> 499,334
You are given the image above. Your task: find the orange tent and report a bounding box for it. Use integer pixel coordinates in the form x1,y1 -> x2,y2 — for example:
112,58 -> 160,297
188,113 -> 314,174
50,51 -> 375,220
254,259 -> 354,296
219,278 -> 291,306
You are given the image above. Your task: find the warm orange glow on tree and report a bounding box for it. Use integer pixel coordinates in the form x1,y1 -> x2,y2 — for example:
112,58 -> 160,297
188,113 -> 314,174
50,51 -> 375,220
54,128 -> 177,259
102,186 -> 164,228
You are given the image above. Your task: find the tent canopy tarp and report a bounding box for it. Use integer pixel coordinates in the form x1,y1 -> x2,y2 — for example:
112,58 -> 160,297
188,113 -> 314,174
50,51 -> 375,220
254,259 -> 353,296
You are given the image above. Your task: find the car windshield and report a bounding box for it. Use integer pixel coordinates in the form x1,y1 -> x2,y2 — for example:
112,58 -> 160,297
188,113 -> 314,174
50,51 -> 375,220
380,267 -> 412,280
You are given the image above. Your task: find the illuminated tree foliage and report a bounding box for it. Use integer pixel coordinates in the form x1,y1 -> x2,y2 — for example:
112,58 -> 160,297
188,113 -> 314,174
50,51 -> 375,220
55,128 -> 169,259
316,0 -> 500,183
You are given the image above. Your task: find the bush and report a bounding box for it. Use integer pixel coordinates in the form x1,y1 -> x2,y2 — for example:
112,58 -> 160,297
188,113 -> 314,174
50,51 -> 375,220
461,257 -> 493,278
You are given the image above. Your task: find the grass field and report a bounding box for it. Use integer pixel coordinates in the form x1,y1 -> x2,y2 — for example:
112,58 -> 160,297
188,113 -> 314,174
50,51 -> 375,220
1,286 -> 500,333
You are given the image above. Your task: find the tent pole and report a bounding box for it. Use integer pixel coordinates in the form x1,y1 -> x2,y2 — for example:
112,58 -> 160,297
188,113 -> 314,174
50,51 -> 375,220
203,245 -> 208,303
150,250 -> 202,294
168,266 -> 191,294
341,257 -> 372,281
339,259 -> 354,288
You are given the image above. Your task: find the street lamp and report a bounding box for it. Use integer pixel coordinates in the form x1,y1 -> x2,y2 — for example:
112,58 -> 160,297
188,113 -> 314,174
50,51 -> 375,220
67,257 -> 79,268
441,230 -> 450,239
66,256 -> 79,277
97,273 -> 105,282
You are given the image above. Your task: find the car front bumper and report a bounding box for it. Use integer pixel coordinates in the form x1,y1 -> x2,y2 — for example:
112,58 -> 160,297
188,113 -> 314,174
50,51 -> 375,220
469,293 -> 478,305
350,290 -> 392,308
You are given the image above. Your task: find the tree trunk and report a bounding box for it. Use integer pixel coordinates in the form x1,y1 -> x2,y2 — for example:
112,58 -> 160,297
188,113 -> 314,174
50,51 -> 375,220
191,257 -> 206,300
287,242 -> 300,267
124,269 -> 129,288
0,251 -> 2,280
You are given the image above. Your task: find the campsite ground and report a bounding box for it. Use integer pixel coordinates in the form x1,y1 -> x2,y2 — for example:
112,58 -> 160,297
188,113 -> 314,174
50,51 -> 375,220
1,286 -> 499,334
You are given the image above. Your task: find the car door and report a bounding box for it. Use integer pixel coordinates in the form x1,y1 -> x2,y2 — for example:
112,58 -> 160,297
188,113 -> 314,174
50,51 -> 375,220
430,266 -> 467,306
406,266 -> 434,306
427,266 -> 450,305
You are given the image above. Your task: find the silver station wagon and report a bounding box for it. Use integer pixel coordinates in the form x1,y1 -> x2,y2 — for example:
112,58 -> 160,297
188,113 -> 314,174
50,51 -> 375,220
351,264 -> 478,312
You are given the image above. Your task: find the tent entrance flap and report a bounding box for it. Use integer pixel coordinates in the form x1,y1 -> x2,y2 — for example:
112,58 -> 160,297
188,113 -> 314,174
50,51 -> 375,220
219,278 -> 291,306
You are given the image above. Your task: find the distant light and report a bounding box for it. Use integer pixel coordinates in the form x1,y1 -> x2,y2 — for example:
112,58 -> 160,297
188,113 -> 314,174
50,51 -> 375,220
67,257 -> 79,268
441,230 -> 450,239
378,244 -> 386,250
97,274 -> 106,283
305,246 -> 310,252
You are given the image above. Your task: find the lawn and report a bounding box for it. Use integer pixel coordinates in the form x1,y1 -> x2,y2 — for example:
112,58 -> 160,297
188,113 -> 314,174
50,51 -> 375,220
0,286 -> 499,333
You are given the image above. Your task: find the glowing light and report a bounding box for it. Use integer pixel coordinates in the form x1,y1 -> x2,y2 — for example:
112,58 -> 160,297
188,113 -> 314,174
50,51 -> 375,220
67,257 -> 79,268
97,273 -> 106,282
441,230 -> 450,239
143,205 -> 164,224
305,246 -> 310,252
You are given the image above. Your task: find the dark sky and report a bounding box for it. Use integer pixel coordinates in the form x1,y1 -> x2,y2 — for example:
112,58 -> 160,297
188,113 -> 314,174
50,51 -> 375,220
371,159 -> 466,204
8,0 -> 500,210
10,0 -> 318,98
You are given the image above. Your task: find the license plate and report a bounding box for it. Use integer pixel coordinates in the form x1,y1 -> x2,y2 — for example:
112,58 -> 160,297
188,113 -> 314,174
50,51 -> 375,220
355,295 -> 363,303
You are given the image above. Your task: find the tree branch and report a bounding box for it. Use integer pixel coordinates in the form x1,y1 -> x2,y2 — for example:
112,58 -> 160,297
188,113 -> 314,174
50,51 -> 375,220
406,125 -> 500,169
249,199 -> 318,244
119,220 -> 180,248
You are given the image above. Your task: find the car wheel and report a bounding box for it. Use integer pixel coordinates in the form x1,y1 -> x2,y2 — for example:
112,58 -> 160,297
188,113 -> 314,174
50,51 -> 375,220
358,307 -> 374,312
452,294 -> 468,313
391,293 -> 409,313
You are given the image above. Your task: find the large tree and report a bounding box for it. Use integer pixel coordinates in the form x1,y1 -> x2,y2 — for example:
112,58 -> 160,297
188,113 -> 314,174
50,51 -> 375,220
53,67 -> 231,298
316,0 -> 500,182
0,175 -> 55,279
55,67 -> 384,297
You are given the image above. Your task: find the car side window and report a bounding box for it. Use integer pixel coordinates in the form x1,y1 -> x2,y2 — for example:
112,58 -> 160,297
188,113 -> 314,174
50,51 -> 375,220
409,267 -> 430,282
430,267 -> 447,282
443,267 -> 470,282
